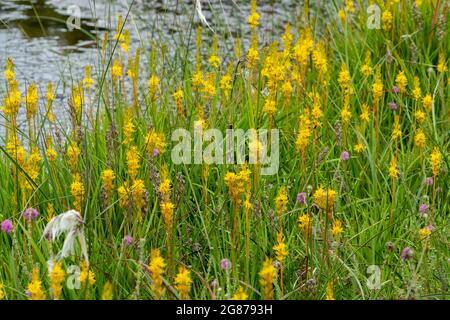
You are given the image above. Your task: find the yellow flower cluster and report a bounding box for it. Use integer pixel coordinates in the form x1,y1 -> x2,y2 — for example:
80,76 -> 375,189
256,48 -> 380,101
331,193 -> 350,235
148,249 -> 166,299
174,266 -> 192,299
259,258 -> 277,300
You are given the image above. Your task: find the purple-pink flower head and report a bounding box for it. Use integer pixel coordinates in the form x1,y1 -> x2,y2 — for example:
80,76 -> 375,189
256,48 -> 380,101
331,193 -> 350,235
426,224 -> 433,232
220,258 -> 232,270
425,177 -> 434,186
153,148 -> 160,157
1,219 -> 13,234
340,151 -> 350,161
123,235 -> 133,247
419,203 -> 429,217
388,102 -> 398,110
296,192 -> 307,205
23,208 -> 39,221
392,86 -> 399,94
400,247 -> 413,261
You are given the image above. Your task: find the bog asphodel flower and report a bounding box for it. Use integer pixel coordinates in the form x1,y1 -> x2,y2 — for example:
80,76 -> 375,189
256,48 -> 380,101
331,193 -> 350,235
382,10 -> 393,31
71,174 -> 85,212
259,258 -> 277,300
145,129 -> 166,155
389,157 -> 398,179
28,268 -> 46,300
83,65 -> 94,89
79,263 -> 96,287
231,287 -> 248,300
4,57 -> 15,82
174,266 -> 192,299
0,282 -> 4,300
112,59 -> 123,80
67,143 -> 80,171
414,109 -> 426,124
422,94 -> 433,112
395,71 -> 407,94
326,281 -> 335,300
101,282 -> 113,300
298,214 -> 311,235
430,148 -> 441,176
296,111 -> 312,152
126,145 -> 140,180
148,74 -> 159,99
372,68 -> 383,102
148,249 -> 166,299
412,77 -> 421,101
313,187 -> 337,212
332,220 -> 344,237
359,104 -> 370,122
101,169 -> 115,195
437,53 -> 448,73
392,116 -> 402,141
273,232 -> 288,263
414,128 -> 426,149
25,83 -> 38,120
247,0 -> 260,30
275,186 -> 288,215
49,261 -> 65,300
360,52 -> 373,77
172,87 -> 184,116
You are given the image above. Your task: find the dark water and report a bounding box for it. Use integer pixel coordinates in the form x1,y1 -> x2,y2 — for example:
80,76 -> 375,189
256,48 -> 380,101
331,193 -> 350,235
0,0 -> 306,83
0,0 -> 319,131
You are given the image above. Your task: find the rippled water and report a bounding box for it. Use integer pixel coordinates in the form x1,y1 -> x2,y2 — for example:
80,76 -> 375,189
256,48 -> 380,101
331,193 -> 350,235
0,0 -> 323,134
0,0 -> 306,83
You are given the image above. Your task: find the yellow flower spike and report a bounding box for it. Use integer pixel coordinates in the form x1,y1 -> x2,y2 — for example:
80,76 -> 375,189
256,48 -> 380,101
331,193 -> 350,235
67,143 -> 80,171
430,148 -> 441,176
412,76 -> 422,101
298,214 -> 312,235
148,74 -> 159,99
247,0 -> 260,30
359,103 -> 370,122
392,116 -> 402,141
71,174 -> 85,212
325,281 -> 335,300
422,94 -> 433,112
382,10 -> 393,31
332,220 -> 344,237
111,59 -> 123,80
360,52 -> 373,77
83,65 -> 94,89
273,232 -> 288,263
231,287 -> 248,300
275,186 -> 288,215
49,261 -> 65,300
79,262 -> 95,287
172,87 -> 184,116
0,282 -> 4,300
259,258 -> 277,300
414,128 -> 426,149
148,249 -> 166,299
175,266 -> 192,299
389,157 -> 399,179
101,282 -> 113,300
395,71 -> 407,94
313,187 -> 337,213
28,268 -> 46,300
126,145 -> 140,180
25,83 -> 38,120
102,169 -> 115,194
437,53 -> 448,73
